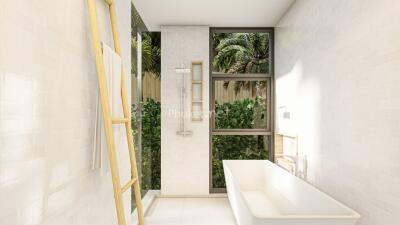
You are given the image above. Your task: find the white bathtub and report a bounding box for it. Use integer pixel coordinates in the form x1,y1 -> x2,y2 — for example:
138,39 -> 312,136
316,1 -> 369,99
223,160 -> 360,225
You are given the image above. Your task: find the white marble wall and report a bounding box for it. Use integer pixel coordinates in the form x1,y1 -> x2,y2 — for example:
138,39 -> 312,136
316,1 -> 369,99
0,0 -> 132,224
275,1 -> 400,225
161,26 -> 210,195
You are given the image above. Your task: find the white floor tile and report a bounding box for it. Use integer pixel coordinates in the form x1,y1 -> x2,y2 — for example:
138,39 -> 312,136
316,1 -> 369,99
145,198 -> 237,225
146,198 -> 184,218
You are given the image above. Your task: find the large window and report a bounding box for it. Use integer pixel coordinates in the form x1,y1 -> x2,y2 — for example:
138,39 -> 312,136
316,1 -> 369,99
210,28 -> 274,192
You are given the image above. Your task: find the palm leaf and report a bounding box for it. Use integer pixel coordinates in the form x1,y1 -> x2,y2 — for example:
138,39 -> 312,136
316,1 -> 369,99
213,32 -> 270,93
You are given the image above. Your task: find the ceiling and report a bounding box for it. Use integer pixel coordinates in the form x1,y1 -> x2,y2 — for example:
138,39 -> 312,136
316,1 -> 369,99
132,0 -> 295,31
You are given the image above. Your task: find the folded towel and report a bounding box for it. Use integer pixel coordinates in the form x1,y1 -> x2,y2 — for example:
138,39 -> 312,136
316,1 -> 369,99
92,43 -> 123,173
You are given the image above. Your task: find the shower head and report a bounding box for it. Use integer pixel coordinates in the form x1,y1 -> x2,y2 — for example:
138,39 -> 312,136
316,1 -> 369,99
175,68 -> 191,74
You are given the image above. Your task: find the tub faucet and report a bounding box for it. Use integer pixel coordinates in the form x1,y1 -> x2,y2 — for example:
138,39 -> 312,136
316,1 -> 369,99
276,154 -> 307,180
298,155 -> 308,181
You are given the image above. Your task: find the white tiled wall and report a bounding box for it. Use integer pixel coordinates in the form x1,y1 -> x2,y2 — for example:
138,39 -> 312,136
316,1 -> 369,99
275,1 -> 400,225
0,0 -> 132,224
161,26 -> 210,195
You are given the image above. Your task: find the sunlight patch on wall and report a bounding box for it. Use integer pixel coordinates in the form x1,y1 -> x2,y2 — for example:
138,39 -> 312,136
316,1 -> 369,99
0,73 -> 36,134
276,60 -> 303,135
297,78 -> 321,181
276,60 -> 322,181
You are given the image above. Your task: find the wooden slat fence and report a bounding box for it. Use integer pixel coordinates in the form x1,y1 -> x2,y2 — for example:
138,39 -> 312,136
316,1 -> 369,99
214,81 -> 257,104
132,72 -> 161,104
131,73 -> 260,104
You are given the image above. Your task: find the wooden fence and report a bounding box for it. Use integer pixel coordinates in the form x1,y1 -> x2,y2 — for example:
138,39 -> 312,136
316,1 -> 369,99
131,73 -> 260,104
214,81 -> 259,103
132,72 -> 161,104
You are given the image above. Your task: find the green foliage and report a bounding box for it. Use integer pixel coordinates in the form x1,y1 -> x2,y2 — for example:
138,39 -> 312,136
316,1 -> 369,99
215,97 -> 266,129
212,33 -> 230,56
140,99 -> 161,190
131,4 -> 146,34
213,33 -> 270,74
212,135 -> 269,188
132,32 -> 161,78
131,99 -> 161,191
212,98 -> 269,188
213,33 -> 270,94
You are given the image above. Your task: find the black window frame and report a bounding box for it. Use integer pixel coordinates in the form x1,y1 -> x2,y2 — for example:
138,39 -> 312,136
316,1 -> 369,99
209,27 -> 275,193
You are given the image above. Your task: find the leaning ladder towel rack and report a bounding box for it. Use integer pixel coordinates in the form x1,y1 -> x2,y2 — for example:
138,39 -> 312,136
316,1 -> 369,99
86,1 -> 145,225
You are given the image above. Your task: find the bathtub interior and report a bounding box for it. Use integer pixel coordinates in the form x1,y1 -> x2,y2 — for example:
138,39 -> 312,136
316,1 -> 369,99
223,160 -> 359,218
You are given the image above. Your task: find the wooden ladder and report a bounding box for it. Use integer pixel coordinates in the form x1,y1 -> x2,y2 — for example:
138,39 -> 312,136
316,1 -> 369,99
86,0 -> 145,225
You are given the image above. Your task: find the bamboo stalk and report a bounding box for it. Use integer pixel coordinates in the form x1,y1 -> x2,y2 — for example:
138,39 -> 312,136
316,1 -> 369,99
121,178 -> 138,193
112,118 -> 129,124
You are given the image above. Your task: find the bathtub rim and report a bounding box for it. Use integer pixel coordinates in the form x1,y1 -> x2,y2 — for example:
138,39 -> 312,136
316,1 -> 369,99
223,160 -> 361,220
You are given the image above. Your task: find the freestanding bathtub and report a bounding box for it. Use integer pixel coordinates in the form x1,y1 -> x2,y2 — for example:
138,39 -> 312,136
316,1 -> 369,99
223,160 -> 360,225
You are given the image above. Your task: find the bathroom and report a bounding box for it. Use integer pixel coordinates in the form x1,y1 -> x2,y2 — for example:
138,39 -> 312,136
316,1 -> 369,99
0,0 -> 399,225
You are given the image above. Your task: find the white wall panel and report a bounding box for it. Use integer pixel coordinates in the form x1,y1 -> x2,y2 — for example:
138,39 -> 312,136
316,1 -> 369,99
0,0 -> 132,224
276,1 -> 400,225
161,26 -> 210,195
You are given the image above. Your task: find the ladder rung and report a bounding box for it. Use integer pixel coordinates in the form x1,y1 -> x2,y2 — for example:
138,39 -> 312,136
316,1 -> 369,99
105,0 -> 113,6
121,178 -> 138,193
112,118 -> 129,124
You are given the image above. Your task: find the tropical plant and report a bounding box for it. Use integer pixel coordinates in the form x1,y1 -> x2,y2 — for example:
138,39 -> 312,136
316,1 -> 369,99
215,97 -> 266,129
131,99 -> 161,191
212,33 -> 229,57
132,32 -> 161,78
213,33 -> 270,95
213,33 -> 270,74
212,97 -> 269,188
212,135 -> 268,188
140,99 -> 161,190
131,4 -> 145,34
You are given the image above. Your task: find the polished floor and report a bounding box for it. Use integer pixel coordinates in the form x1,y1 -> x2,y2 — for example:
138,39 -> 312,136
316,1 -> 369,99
145,197 -> 237,225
